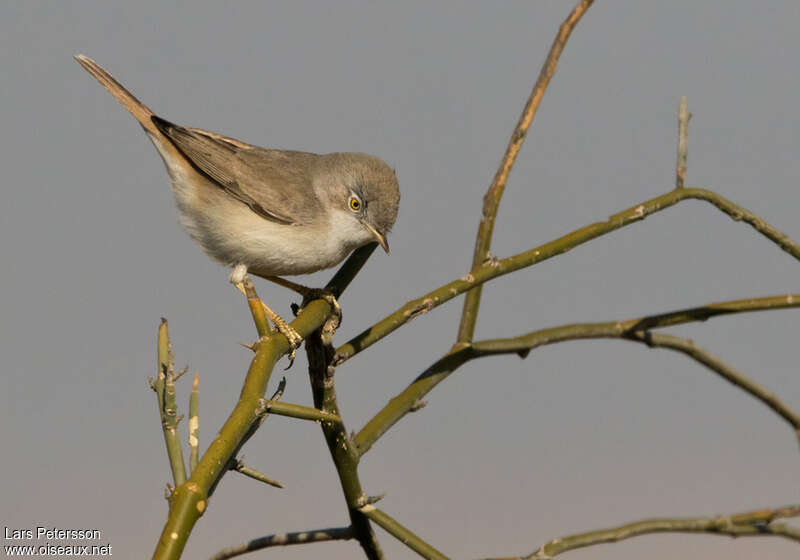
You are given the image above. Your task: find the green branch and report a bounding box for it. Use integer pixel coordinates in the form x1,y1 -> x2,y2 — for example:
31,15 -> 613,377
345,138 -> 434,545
209,527 -> 353,560
511,504 -> 800,558
305,325 -> 385,560
264,400 -> 343,424
336,188 -> 800,365
359,505 -> 450,560
354,293 -> 800,456
231,459 -> 284,489
150,319 -> 187,488
633,332 -> 800,443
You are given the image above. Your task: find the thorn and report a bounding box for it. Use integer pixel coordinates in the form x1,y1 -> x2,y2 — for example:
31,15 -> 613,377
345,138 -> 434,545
239,341 -> 257,352
366,493 -> 387,505
271,377 -> 287,401
173,366 -> 188,381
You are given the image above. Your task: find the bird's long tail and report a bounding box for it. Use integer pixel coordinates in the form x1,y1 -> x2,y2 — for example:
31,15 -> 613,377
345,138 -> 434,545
74,55 -> 159,136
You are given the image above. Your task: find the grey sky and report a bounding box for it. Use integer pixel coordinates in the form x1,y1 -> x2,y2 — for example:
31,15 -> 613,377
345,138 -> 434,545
2,1 -> 799,559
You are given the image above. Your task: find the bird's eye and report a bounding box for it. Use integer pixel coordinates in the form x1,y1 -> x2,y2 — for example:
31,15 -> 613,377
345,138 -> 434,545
348,195 -> 362,212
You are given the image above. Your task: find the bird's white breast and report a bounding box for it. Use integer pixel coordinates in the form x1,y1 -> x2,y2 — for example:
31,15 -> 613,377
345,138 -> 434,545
146,131 -> 374,276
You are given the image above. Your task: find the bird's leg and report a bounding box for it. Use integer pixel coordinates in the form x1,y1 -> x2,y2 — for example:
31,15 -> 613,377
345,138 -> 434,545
230,265 -> 303,365
259,275 -> 342,329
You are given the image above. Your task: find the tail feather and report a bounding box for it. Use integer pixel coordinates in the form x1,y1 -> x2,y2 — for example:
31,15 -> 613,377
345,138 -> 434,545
74,54 -> 159,135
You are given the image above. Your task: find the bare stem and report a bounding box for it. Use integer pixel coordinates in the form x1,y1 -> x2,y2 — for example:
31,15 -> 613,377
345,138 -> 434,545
358,505 -> 449,560
264,400 -> 343,424
354,293 -> 800,456
515,504 -> 800,558
458,0 -> 595,343
337,188 -> 800,365
634,332 -> 800,443
208,527 -> 353,560
305,319 -> 385,559
231,459 -> 284,489
150,318 -> 187,487
675,95 -> 691,188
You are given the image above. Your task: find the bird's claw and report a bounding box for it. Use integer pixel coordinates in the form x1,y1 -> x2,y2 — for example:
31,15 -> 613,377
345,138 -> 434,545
267,311 -> 303,369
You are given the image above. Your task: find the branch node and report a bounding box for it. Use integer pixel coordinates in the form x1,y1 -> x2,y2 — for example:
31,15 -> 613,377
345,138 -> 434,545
409,399 -> 428,412
403,298 -> 435,321
459,272 -> 475,283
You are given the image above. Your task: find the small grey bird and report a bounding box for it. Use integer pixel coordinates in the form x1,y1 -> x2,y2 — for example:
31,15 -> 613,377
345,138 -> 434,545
75,55 -> 400,354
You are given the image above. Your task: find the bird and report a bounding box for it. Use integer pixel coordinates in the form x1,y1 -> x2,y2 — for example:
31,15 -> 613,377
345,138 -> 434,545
74,55 -> 400,360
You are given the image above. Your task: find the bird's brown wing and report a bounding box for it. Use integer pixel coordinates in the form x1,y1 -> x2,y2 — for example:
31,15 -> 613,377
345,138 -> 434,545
151,116 -> 321,225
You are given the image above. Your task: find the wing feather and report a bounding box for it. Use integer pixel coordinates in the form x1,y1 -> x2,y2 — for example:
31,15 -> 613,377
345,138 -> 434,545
151,116 -> 322,225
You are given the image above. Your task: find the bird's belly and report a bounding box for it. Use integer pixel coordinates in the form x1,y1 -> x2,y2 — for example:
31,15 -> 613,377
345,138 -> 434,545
173,184 -> 354,276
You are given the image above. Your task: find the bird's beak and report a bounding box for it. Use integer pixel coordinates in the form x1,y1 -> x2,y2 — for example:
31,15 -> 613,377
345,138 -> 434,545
364,223 -> 390,253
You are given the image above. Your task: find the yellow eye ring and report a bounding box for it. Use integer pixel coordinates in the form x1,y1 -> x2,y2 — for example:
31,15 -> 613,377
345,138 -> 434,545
349,196 -> 361,212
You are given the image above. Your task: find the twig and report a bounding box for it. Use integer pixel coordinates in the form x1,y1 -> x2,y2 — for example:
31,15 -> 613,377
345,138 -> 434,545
358,505 -> 449,559
354,345 -> 472,457
264,400 -> 343,424
353,293 -> 800,456
675,95 -> 691,188
634,332 -> 800,443
208,527 -> 353,560
458,0 -> 595,344
225,378 -> 289,489
231,459 -> 284,489
150,318 -> 188,487
513,504 -> 800,558
336,187 -> 800,365
189,372 -> 199,473
471,294 -> 800,353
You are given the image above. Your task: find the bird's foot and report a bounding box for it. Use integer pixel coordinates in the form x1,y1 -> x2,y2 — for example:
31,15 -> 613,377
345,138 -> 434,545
266,313 -> 303,369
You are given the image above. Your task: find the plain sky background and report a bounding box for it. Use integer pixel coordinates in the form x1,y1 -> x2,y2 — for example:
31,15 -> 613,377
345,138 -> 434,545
2,1 -> 799,559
